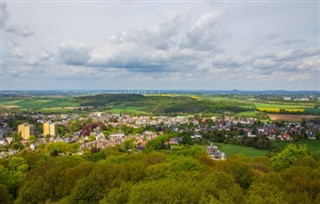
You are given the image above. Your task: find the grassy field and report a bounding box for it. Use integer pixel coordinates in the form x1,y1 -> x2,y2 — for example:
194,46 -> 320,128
255,103 -> 310,109
273,139 -> 320,155
237,111 -> 260,117
215,143 -> 269,157
1,97 -> 79,110
199,143 -> 269,157
106,105 -> 148,114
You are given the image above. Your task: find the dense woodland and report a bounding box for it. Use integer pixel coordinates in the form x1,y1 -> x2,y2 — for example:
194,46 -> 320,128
1,144 -> 320,204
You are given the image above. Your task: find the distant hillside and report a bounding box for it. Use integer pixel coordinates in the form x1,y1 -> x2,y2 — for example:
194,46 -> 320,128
76,94 -> 146,106
75,94 -> 252,115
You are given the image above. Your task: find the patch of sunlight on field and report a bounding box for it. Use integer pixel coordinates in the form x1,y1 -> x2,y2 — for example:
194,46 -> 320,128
35,100 -> 53,103
255,103 -> 307,109
107,106 -> 148,114
191,96 -> 201,100
2,100 -> 23,104
238,111 -> 259,117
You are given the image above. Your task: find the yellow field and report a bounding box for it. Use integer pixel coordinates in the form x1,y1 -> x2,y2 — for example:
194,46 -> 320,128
257,108 -> 280,112
257,107 -> 305,113
284,108 -> 304,112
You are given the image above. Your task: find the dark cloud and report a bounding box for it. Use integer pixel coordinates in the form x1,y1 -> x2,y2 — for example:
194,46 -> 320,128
252,47 -> 319,77
58,41 -> 92,66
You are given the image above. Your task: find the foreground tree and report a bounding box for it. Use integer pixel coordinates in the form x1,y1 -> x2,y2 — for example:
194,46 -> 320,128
271,144 -> 308,171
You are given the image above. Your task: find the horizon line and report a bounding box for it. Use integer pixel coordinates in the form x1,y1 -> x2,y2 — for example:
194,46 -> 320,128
2,89 -> 320,92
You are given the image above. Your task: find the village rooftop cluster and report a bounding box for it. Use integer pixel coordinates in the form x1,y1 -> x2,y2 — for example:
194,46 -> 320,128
0,111 -> 319,158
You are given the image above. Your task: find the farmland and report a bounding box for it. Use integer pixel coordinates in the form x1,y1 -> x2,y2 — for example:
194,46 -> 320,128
1,93 -> 319,118
268,114 -> 320,122
254,101 -> 319,115
0,97 -> 80,111
256,107 -> 281,112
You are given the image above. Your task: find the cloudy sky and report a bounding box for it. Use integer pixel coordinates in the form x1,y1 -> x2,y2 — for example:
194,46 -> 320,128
1,1 -> 319,90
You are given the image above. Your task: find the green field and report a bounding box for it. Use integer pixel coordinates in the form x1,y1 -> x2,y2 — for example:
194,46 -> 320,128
1,97 -> 79,110
197,143 -> 269,157
1,94 -> 319,116
255,103 -> 309,109
215,143 -> 269,157
237,111 -> 261,117
106,105 -> 148,114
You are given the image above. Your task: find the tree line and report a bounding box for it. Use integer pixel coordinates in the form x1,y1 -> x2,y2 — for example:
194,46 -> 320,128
0,144 -> 320,204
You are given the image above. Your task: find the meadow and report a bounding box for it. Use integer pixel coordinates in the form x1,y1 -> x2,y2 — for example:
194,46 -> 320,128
237,111 -> 261,117
197,143 -> 269,158
1,97 -> 79,111
106,105 -> 148,115
211,140 -> 320,158
214,143 -> 269,157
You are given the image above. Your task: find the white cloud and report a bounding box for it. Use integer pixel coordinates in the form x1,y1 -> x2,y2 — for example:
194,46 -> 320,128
11,47 -> 26,58
194,10 -> 222,30
180,10 -> 226,51
6,25 -> 34,37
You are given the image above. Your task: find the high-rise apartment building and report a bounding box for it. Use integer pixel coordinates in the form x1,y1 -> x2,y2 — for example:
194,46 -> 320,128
43,122 -> 57,136
18,123 -> 34,140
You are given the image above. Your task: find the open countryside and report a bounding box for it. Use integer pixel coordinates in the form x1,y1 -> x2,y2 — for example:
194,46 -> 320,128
1,1 -> 320,204
2,92 -> 319,121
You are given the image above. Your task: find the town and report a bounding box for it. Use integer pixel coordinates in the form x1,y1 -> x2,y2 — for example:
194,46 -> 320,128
1,111 -> 319,159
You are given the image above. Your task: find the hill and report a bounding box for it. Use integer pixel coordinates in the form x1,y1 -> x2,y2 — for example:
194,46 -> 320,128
75,94 -> 252,115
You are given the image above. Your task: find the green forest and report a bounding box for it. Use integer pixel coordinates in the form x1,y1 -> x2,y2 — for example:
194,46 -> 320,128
1,144 -> 320,204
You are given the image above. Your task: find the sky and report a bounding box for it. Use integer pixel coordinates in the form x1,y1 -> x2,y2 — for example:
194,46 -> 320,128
1,1 -> 319,90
